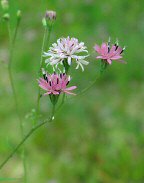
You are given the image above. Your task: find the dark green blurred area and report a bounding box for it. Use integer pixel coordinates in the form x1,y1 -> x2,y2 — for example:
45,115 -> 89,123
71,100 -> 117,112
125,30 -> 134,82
0,0 -> 144,182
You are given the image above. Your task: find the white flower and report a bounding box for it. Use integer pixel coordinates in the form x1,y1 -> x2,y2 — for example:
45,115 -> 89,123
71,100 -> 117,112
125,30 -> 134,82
44,36 -> 89,71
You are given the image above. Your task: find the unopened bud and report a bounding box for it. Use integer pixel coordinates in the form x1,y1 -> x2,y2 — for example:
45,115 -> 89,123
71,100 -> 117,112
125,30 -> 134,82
1,0 -> 9,11
45,10 -> 56,21
3,13 -> 10,20
42,17 -> 47,27
17,10 -> 22,20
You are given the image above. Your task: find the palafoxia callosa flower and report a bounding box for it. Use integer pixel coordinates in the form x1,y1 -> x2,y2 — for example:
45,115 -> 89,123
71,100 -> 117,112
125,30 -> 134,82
38,71 -> 77,96
94,39 -> 126,65
44,36 -> 89,71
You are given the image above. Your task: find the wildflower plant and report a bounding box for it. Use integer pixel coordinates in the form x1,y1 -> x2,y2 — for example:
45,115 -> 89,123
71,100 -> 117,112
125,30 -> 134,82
0,3 -> 126,182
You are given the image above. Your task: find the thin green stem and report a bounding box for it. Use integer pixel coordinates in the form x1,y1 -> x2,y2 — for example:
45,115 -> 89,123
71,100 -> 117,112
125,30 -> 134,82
76,66 -> 106,97
51,104 -> 56,119
12,19 -> 20,45
56,93 -> 65,112
7,21 -> 27,182
0,118 -> 53,170
37,28 -> 47,115
37,25 -> 53,115
77,76 -> 99,96
40,28 -> 47,70
55,76 -> 99,112
45,25 -> 52,51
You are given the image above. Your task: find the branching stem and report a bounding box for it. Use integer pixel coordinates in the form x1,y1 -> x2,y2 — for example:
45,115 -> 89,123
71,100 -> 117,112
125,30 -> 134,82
0,118 -> 53,170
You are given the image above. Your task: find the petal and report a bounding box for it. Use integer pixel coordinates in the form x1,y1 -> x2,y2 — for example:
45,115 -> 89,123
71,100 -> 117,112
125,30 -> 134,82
43,52 -> 49,56
52,91 -> 59,95
43,91 -> 51,96
111,55 -> 122,60
72,55 -> 88,60
78,60 -> 89,65
78,62 -> 85,71
115,47 -> 123,55
115,60 -> 127,64
63,90 -> 76,95
107,59 -> 112,64
75,64 -> 79,70
66,86 -> 77,91
38,78 -> 50,90
101,43 -> 108,55
94,44 -> 101,53
109,45 -> 116,54
96,56 -> 103,59
51,59 -> 61,65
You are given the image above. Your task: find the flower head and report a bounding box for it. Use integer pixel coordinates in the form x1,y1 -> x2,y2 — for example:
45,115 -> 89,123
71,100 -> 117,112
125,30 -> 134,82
44,36 -> 89,71
94,39 -> 126,65
38,72 -> 77,96
45,10 -> 56,20
42,10 -> 56,27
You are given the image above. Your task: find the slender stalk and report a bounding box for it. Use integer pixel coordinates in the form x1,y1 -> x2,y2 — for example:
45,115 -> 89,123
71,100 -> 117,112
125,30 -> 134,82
7,22 -> 27,182
51,104 -> 56,119
40,28 -> 47,70
37,25 -> 53,115
55,76 -> 99,112
45,25 -> 52,51
0,118 -> 53,170
76,66 -> 106,97
37,28 -> 47,115
77,76 -> 99,96
56,93 -> 65,112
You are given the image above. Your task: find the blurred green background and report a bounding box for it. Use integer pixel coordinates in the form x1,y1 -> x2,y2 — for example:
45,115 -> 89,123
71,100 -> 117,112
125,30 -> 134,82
0,0 -> 144,182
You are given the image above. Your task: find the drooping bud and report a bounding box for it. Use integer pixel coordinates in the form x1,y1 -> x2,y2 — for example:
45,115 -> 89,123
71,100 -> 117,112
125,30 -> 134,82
45,10 -> 56,21
1,0 -> 9,11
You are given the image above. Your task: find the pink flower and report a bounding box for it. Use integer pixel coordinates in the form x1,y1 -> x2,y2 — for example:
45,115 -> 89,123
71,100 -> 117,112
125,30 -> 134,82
94,39 -> 126,64
38,72 -> 77,96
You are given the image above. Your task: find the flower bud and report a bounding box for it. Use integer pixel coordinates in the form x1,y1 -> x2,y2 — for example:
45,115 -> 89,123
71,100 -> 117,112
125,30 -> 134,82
1,0 -> 9,11
17,10 -> 22,20
45,10 -> 56,20
42,17 -> 47,27
49,94 -> 59,105
2,13 -> 10,21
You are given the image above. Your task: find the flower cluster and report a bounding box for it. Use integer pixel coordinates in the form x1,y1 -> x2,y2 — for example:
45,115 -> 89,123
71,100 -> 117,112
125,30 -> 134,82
38,37 -> 126,102
38,36 -> 89,105
38,31 -> 126,105
44,36 -> 89,71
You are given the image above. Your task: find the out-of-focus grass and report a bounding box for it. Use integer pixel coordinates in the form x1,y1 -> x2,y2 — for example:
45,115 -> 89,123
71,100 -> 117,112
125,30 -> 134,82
0,0 -> 144,182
